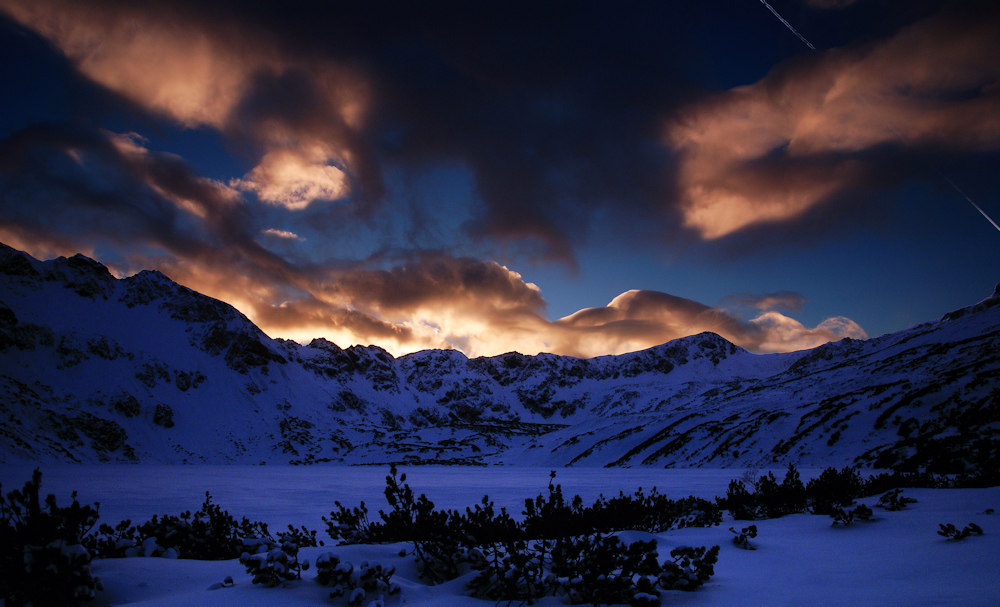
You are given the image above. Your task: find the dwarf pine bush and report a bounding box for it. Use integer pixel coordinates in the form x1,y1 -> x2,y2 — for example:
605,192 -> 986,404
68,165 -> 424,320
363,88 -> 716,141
326,467 -> 721,604
830,504 -> 873,526
808,467 -> 865,515
876,489 -> 918,511
937,523 -> 984,540
718,464 -> 806,520
730,525 -> 758,550
717,465 -> 949,521
86,492 -> 319,560
315,553 -> 400,604
240,540 -> 309,587
0,470 -> 103,607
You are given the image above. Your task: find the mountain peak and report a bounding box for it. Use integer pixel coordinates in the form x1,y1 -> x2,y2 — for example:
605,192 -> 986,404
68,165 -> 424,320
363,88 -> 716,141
941,283 -> 1000,322
44,253 -> 116,299
0,243 -> 42,280
307,337 -> 343,352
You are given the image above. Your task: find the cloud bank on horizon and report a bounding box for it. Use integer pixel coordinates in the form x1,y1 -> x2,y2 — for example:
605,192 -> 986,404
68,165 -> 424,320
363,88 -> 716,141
0,0 -> 996,358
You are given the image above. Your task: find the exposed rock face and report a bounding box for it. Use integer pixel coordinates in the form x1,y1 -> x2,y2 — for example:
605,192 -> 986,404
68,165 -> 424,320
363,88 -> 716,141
1,242 -> 998,473
153,404 -> 175,429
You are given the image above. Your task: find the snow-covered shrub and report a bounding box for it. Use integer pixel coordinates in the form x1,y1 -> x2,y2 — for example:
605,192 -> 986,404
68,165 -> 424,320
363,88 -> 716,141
730,525 -> 757,550
325,466 -> 472,584
315,552 -> 353,590
721,465 -> 962,522
549,534 -> 663,605
85,519 -> 138,558
937,523 -> 984,540
463,493 -> 549,603
861,469 -> 943,494
469,475 -> 720,605
522,472 -> 593,540
240,540 -> 309,587
552,538 -> 719,604
718,465 -> 805,520
380,467 -> 469,583
1,469 -> 103,606
523,471 -> 721,538
469,531 -> 719,606
756,464 -> 807,518
129,492 -> 261,559
90,492 -> 316,560
466,537 -> 547,604
657,545 -> 720,592
277,523 -> 322,547
807,467 -> 864,515
314,553 -> 400,604
876,489 -> 918,511
830,504 -> 873,526
719,479 -> 758,520
590,488 -> 721,532
324,500 -> 380,544
327,467 -> 723,599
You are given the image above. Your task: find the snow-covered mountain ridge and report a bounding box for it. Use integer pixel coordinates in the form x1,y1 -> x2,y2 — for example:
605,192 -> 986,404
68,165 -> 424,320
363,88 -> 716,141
1,243 -> 997,471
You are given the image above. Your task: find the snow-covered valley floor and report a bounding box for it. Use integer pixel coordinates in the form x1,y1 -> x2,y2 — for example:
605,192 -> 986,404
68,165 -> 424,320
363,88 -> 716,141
2,466 -> 997,606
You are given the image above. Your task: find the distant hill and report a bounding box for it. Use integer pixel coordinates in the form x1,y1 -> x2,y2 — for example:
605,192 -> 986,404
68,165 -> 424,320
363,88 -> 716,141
1,243 -> 997,472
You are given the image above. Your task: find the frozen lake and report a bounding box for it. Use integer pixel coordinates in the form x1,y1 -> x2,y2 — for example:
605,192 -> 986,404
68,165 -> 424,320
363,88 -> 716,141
0,464 -> 808,530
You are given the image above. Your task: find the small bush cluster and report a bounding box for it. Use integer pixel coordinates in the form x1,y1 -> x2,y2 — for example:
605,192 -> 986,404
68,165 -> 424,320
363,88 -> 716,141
937,523 -> 983,540
876,489 -> 918,511
729,525 -> 757,550
552,536 -> 717,605
1,470 -> 102,607
654,545 -> 720,593
807,467 -> 865,515
86,492 -> 320,561
467,533 -> 718,605
718,465 -> 806,520
315,554 -> 400,604
240,540 -> 309,587
1,470 -> 327,603
718,465 -> 938,521
830,504 -> 873,526
326,467 -> 720,605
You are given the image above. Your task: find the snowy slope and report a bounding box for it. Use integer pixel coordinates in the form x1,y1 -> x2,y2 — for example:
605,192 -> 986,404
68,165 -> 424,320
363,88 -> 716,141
1,243 -> 998,471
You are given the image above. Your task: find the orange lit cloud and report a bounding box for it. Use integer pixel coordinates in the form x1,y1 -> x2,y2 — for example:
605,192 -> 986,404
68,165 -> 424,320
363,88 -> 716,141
0,0 -> 369,210
232,148 -> 348,209
550,289 -> 865,357
667,7 -> 1000,239
261,229 -> 304,241
748,312 -> 866,353
721,291 -> 807,312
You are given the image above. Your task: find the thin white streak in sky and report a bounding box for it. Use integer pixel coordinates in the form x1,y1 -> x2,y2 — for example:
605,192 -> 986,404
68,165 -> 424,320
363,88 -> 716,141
942,176 -> 1000,233
856,94 -> 1000,234
759,0 -> 816,49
